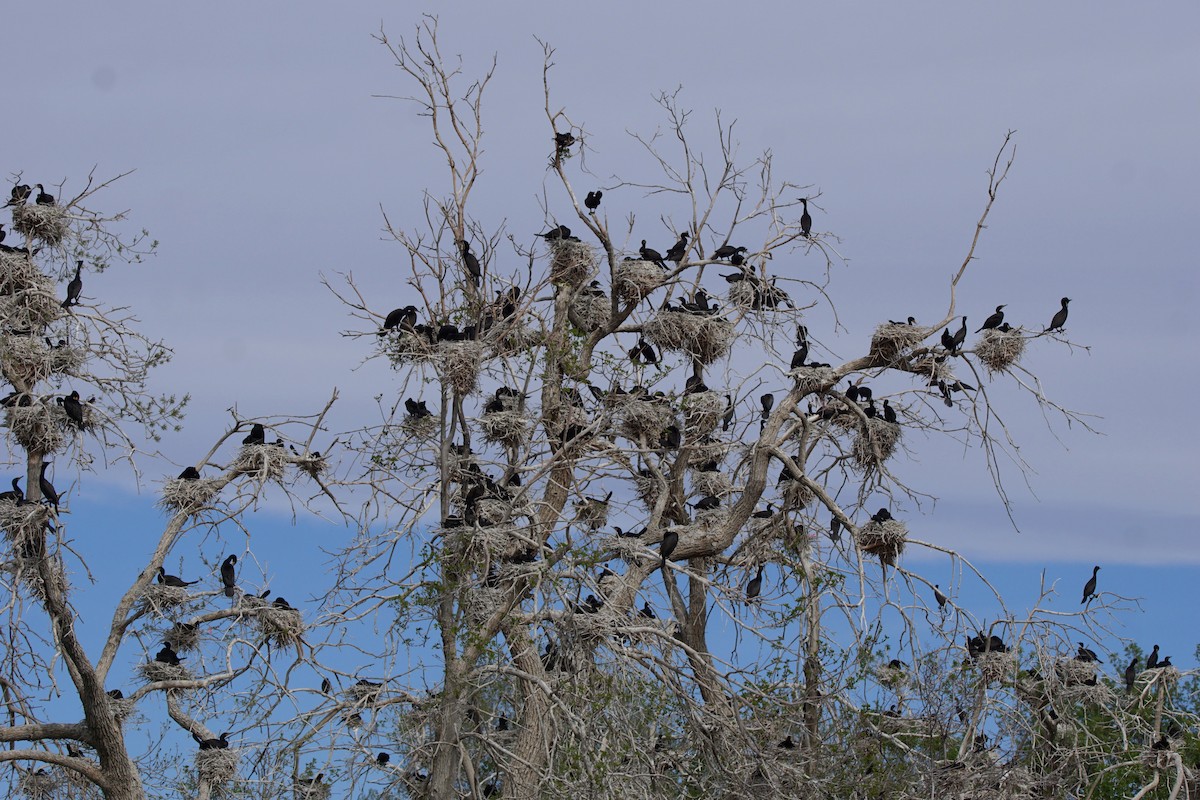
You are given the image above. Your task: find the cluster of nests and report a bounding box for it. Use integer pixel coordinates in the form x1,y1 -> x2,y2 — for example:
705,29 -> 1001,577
0,252 -> 64,332
159,476 -> 223,515
975,327 -> 1027,374
928,761 -> 1036,800
614,259 -> 666,301
5,400 -> 82,453
854,517 -> 908,566
869,322 -> 930,364
642,309 -> 734,366
12,203 -> 69,246
236,594 -> 305,649
0,335 -> 84,387
232,443 -> 289,482
196,748 -> 239,785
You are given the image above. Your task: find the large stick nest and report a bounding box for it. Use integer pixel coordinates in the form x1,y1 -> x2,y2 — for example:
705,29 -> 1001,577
618,398 -> 674,441
344,682 -> 384,706
976,328 -> 1026,374
687,436 -> 732,468
16,768 -> 59,800
691,469 -> 731,497
384,328 -> 436,365
0,273 -> 65,332
473,498 -> 514,527
294,778 -> 332,800
0,500 -> 51,547
0,250 -> 42,294
682,390 -> 725,437
634,471 -> 661,510
615,260 -> 665,301
159,477 -> 222,515
12,203 -> 69,245
870,322 -> 929,363
790,365 -> 838,395
479,409 -> 529,448
726,280 -> 759,310
0,336 -> 84,387
438,340 -> 484,395
233,444 -> 287,481
463,584 -> 506,628
196,748 -> 239,785
574,496 -> 610,532
4,401 -> 68,453
855,519 -> 907,566
16,556 -> 67,603
166,622 -> 201,652
973,650 -> 1019,684
643,311 -> 734,365
568,292 -> 610,333
400,412 -> 437,441
256,605 -> 305,648
137,660 -> 192,683
139,583 -> 192,616
549,239 -> 596,287
108,696 -> 136,723
851,417 -> 901,469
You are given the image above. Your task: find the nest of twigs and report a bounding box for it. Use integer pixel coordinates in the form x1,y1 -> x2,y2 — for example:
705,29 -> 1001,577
0,249 -> 40,293
294,777 -> 332,800
615,260 -> 665,301
16,768 -> 58,800
438,340 -> 484,395
479,410 -> 529,448
976,328 -> 1026,374
0,274 -> 65,332
870,323 -> 928,363
790,365 -> 838,395
12,203 -> 69,245
682,391 -> 725,436
779,475 -> 815,508
569,292 -> 610,333
855,519 -> 907,566
5,401 -> 68,453
693,506 -> 729,529
138,660 -> 192,683
549,239 -> 595,287
345,682 -> 384,706
257,605 -> 305,648
294,453 -> 328,480
691,469 -> 731,497
140,583 -> 191,615
159,477 -> 222,515
108,696 -> 136,722
634,472 -> 661,510
643,311 -> 734,365
0,336 -> 83,386
0,500 -> 50,545
727,280 -> 758,309
400,413 -> 437,440
973,650 -> 1019,684
385,329 -> 435,364
687,437 -> 730,468
166,622 -> 201,651
233,444 -> 287,481
463,585 -> 506,628
196,748 -> 239,785
473,498 -> 513,527
573,496 -> 609,532
1144,666 -> 1181,691
18,556 -> 67,602
619,399 -> 674,441
851,418 -> 901,469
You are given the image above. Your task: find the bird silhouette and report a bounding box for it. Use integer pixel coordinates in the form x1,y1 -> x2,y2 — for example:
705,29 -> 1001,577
35,184 -> 55,206
584,190 -> 602,211
459,240 -> 482,287
7,184 -> 31,206
193,732 -> 230,750
381,305 -> 418,334
242,423 -> 265,446
61,261 -> 83,308
948,317 -> 967,354
60,391 -> 85,427
1124,657 -> 1138,692
1046,297 -> 1070,332
746,566 -> 764,600
933,584 -> 948,611
664,232 -> 690,263
38,462 -> 59,509
713,244 -> 746,260
154,641 -> 183,666
1146,644 -> 1160,669
178,466 -> 200,480
220,555 -> 238,598
1080,565 -> 1100,605
799,198 -> 812,237
659,529 -> 679,565
976,305 -> 1006,332
158,567 -> 200,587
0,477 -> 23,503
638,240 -> 666,267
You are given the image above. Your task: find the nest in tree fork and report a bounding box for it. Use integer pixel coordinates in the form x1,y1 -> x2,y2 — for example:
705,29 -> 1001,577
196,748 -> 239,785
0,249 -> 41,293
463,584 -> 506,628
973,650 -> 1018,684
385,328 -> 435,365
682,390 -> 724,436
139,583 -> 192,615
569,292 -> 610,332
295,778 -> 332,800
615,260 -> 665,301
159,477 -> 222,514
473,498 -> 513,527
344,682 -> 384,706
976,327 -> 1026,374
634,471 -> 661,510
400,412 -> 437,441
0,500 -> 51,546
12,203 -> 69,245
14,555 -> 68,603
851,417 -> 901,469
479,409 -> 529,448
16,768 -> 59,800
257,605 -> 305,649
869,322 -> 928,363
855,519 -> 907,566
107,696 -> 136,723
4,403 -> 65,452
233,443 -> 287,481
0,336 -> 83,387
167,621 -> 201,651
791,365 -> 838,395
618,398 -> 674,441
549,239 -> 596,287
137,660 -> 192,683
643,310 -> 734,365
726,280 -> 758,310
438,340 -> 484,395
691,468 -> 730,497
1053,657 -> 1098,688
0,273 -> 65,333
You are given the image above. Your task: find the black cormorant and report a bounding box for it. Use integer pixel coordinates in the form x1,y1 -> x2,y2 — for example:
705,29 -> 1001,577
62,261 -> 83,308
193,732 -> 229,750
799,198 -> 812,238
746,566 -> 764,599
722,395 -> 735,431
1080,565 -> 1100,605
976,305 -> 1006,332
1146,644 -> 1159,669
61,391 -> 84,427
1075,642 -> 1101,663
35,184 -> 55,206
220,554 -> 238,597
38,461 -> 59,508
1046,297 -> 1070,332
7,184 -> 31,206
459,240 -> 482,287
638,240 -> 666,267
949,317 -> 967,354
242,423 -> 265,446
760,393 -> 774,419
155,641 -> 183,665
158,567 -> 200,587
713,244 -> 746,260
882,399 -> 898,424
382,305 -> 418,334
933,584 -> 948,611
178,466 -> 200,480
659,528 -> 679,564
628,337 -> 659,365
1124,657 -> 1138,692
664,232 -> 689,263
0,477 -> 22,503
584,190 -> 602,211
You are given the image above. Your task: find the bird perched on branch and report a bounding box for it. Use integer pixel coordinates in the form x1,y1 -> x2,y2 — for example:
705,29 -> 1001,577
193,732 -> 230,750
61,261 -> 83,308
976,305 -> 1006,332
1146,644 -> 1160,669
584,190 -> 602,211
458,240 -> 482,287
1045,297 -> 1070,332
0,477 -> 23,503
628,337 -> 658,365
659,528 -> 679,566
746,566 -> 764,600
38,461 -> 59,509
722,395 -> 735,431
1124,658 -> 1138,692
882,399 -> 898,425
870,508 -> 892,523
220,555 -> 238,598
933,584 -> 948,611
158,567 -> 200,587
1080,565 -> 1100,605
538,224 -> 572,242
6,184 -> 31,206
943,316 -> 967,355
664,232 -> 690,264
799,198 -> 812,237
713,243 -> 746,260
59,391 -> 85,428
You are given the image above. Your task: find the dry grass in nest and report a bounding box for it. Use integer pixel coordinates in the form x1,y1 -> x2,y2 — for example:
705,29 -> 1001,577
682,391 -> 724,436
438,340 -> 484,395
569,292 -> 610,333
345,682 -> 384,706
257,605 -> 305,648
480,409 -> 529,448
574,497 -> 609,532
727,280 -> 758,309
549,239 -> 596,287
780,523 -> 812,557
294,778 -> 332,800
19,557 -> 67,603
615,260 -> 665,301
12,203 -> 69,245
0,275 -> 65,332
634,472 -> 661,509
791,365 -> 838,395
855,519 -> 907,566
295,454 -> 328,480
159,477 -> 222,515
140,583 -> 191,615
400,412 -> 437,440
619,399 -> 674,442
473,498 -> 513,527
1144,666 -> 1181,690
1053,658 -> 1098,688
692,317 -> 734,365
464,585 -> 505,628
491,323 -> 542,356
0,249 -> 40,293
694,506 -> 729,529
644,311 -> 734,365
973,651 -> 1018,684
0,337 -> 80,387
233,444 -> 287,481
16,768 -> 58,800
691,469 -> 730,497
5,401 -> 66,453
870,323 -> 928,363
976,328 -> 1026,374
0,501 -> 50,544
687,437 -> 730,468
385,329 -> 435,364
137,661 -> 192,683
167,622 -> 201,652
108,696 -> 136,723
196,748 -> 239,785
780,477 -> 815,509
851,418 -> 901,470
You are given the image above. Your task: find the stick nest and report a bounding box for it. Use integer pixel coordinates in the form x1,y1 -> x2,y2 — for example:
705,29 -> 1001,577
294,778 -> 332,800
0,273 -> 65,332
694,506 -> 729,529
159,477 -> 222,514
384,329 -> 435,364
0,500 -> 51,547
12,203 -> 69,245
464,585 -> 506,628
479,410 -> 529,448
691,469 -> 731,497
682,391 -> 725,436
138,660 -> 192,683
139,583 -> 192,615
345,683 -> 384,706
615,260 -> 665,301
16,769 -> 59,800
855,519 -> 907,566
257,605 -> 305,648
870,323 -> 928,363
5,400 -> 68,453
233,444 -> 287,481
726,280 -> 758,309
619,399 -> 674,441
438,340 -> 484,395
549,239 -> 596,287
196,748 -> 239,785
0,336 -> 84,387
688,437 -> 731,468
400,412 -> 437,440
474,498 -> 514,527
1053,657 -> 1098,688
574,496 -> 610,532
108,696 -> 136,722
976,328 -> 1026,374
643,311 -> 734,365
634,472 -> 661,510
973,650 -> 1018,684
851,418 -> 901,469
779,475 -> 815,508
790,365 -> 838,395
167,622 -> 201,651
569,292 -> 610,333
0,249 -> 40,293
15,556 -> 67,602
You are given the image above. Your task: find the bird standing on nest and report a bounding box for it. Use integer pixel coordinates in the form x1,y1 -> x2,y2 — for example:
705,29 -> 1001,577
242,423 -> 265,446
638,240 -> 666,268
158,567 -> 200,587
35,184 -> 55,206
976,305 -> 1006,332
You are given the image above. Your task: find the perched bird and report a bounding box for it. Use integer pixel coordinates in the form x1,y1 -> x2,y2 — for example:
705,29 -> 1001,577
1080,565 -> 1100,605
1151,735 -> 1170,751
882,399 -> 898,425
404,398 -> 432,418
538,224 -> 572,242
870,508 -> 893,523
320,677 -> 333,694
829,516 -> 842,542
554,131 -> 575,154
1075,642 -> 1102,663
746,566 -> 764,600
458,239 -> 482,287
1156,656 -> 1173,669
713,244 -> 746,260
693,495 -> 720,511
220,555 -> 238,598
722,394 -> 735,431
976,305 -> 1006,332
193,732 -> 230,750
272,597 -> 294,610
38,461 -> 59,509
178,466 -> 200,480
638,240 -> 666,268
60,391 -> 85,427
7,184 -> 32,206
1146,645 -> 1160,669
949,317 -> 968,354
659,425 -> 681,450
659,528 -> 680,565
664,232 -> 690,263
1046,297 -> 1070,332
799,198 -> 812,238
628,337 -> 659,365
155,641 -> 183,666
933,584 -> 948,611
35,184 -> 55,206
62,261 -> 83,308
242,423 -> 265,446
381,305 -> 418,334
778,735 -> 796,750
790,343 -> 809,369
376,752 -> 391,765
638,601 -> 656,619
1124,657 -> 1138,692
158,567 -> 200,588
0,477 -> 23,503
584,190 -> 602,211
